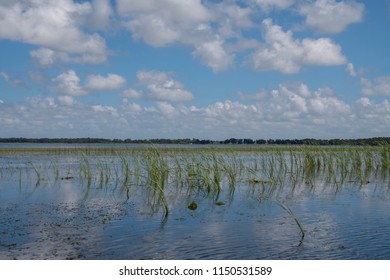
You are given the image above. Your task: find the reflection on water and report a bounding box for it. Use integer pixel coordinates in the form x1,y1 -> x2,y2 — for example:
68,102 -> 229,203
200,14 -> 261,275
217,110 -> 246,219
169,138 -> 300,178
1,147 -> 390,259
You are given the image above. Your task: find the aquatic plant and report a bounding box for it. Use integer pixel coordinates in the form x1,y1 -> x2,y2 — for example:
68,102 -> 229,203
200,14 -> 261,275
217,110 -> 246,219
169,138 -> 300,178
275,200 -> 305,245
2,145 -> 390,227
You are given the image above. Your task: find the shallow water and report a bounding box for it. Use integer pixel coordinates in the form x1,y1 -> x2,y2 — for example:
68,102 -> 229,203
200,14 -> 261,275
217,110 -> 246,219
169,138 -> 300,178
1,148 -> 390,259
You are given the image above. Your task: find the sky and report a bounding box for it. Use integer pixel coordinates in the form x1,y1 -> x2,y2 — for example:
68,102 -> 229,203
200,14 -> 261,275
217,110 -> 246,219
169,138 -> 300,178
0,0 -> 389,140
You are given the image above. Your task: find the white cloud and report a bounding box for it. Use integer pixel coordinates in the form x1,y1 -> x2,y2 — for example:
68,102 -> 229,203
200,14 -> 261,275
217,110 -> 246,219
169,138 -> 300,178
356,97 -> 371,107
268,83 -> 309,116
52,70 -> 127,97
0,0 -> 107,65
123,103 -> 143,115
193,39 -> 235,72
133,70 -> 194,102
233,81 -> 351,125
52,70 -> 86,96
362,76 -> 390,96
87,0 -> 113,30
117,0 -> 210,24
352,98 -> 390,133
2,81 -> 390,139
58,95 -> 75,106
27,96 -> 57,109
85,73 -> 126,91
116,0 -> 243,71
301,38 -> 346,65
156,101 -> 178,118
300,0 -> 364,34
126,15 -> 181,47
204,100 -> 258,126
212,2 -> 254,38
308,90 -> 350,116
30,48 -> 57,67
346,62 -> 357,77
250,18 -> 346,73
118,0 -> 211,47
0,115 -> 22,126
122,89 -> 144,100
92,105 -> 118,116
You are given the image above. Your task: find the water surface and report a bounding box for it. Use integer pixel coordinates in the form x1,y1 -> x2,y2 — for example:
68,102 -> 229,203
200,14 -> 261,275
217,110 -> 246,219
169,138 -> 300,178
1,145 -> 389,259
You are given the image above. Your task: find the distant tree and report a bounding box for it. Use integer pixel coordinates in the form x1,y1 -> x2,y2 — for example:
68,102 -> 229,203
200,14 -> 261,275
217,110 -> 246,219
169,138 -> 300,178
243,139 -> 254,144
255,139 -> 266,144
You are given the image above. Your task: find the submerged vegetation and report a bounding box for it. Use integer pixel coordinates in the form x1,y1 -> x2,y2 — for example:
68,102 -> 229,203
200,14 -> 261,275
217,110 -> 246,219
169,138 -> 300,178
1,145 -> 390,243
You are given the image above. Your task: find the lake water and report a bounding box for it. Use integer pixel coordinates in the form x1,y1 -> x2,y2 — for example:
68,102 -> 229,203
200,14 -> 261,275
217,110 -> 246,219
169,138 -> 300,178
1,144 -> 390,259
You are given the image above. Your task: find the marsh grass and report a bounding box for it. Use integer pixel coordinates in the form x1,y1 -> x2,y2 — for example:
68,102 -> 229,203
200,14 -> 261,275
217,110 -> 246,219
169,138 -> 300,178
2,145 -> 390,240
80,153 -> 92,188
275,200 -> 305,245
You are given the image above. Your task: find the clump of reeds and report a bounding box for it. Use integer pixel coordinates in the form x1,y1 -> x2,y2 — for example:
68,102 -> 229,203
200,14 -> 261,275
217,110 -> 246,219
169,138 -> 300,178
141,147 -> 170,218
80,153 -> 92,188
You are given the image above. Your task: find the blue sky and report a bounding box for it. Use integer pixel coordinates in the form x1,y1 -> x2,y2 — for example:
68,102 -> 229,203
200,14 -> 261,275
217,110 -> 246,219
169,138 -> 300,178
0,0 -> 389,140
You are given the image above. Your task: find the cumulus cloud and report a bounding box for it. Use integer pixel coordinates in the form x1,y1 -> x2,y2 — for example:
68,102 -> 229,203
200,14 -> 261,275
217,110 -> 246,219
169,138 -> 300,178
124,70 -> 194,102
362,76 -> 390,96
300,0 -> 364,34
0,0 -> 108,65
117,0 -> 211,25
52,70 -> 87,96
352,98 -> 390,134
204,100 -> 258,123
125,14 -> 181,47
85,73 -> 126,91
250,19 -> 347,73
87,0 -> 113,30
235,81 -> 350,124
301,38 -> 347,65
115,0 -> 352,73
122,89 -> 144,100
2,81 -> 390,139
193,39 -> 235,72
52,70 -> 126,97
267,83 -> 311,118
117,0 -> 240,71
58,95 -> 75,106
118,0 -> 211,47
30,48 -> 57,67
308,90 -> 350,117
92,105 -> 118,116
123,102 -> 143,115
156,101 -> 178,118
211,2 -> 254,38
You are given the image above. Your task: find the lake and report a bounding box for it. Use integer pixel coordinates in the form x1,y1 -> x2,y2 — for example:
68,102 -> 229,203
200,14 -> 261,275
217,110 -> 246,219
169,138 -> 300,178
0,144 -> 389,259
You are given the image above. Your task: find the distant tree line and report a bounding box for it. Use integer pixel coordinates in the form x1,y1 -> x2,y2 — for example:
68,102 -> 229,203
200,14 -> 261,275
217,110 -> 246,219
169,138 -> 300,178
0,137 -> 390,146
